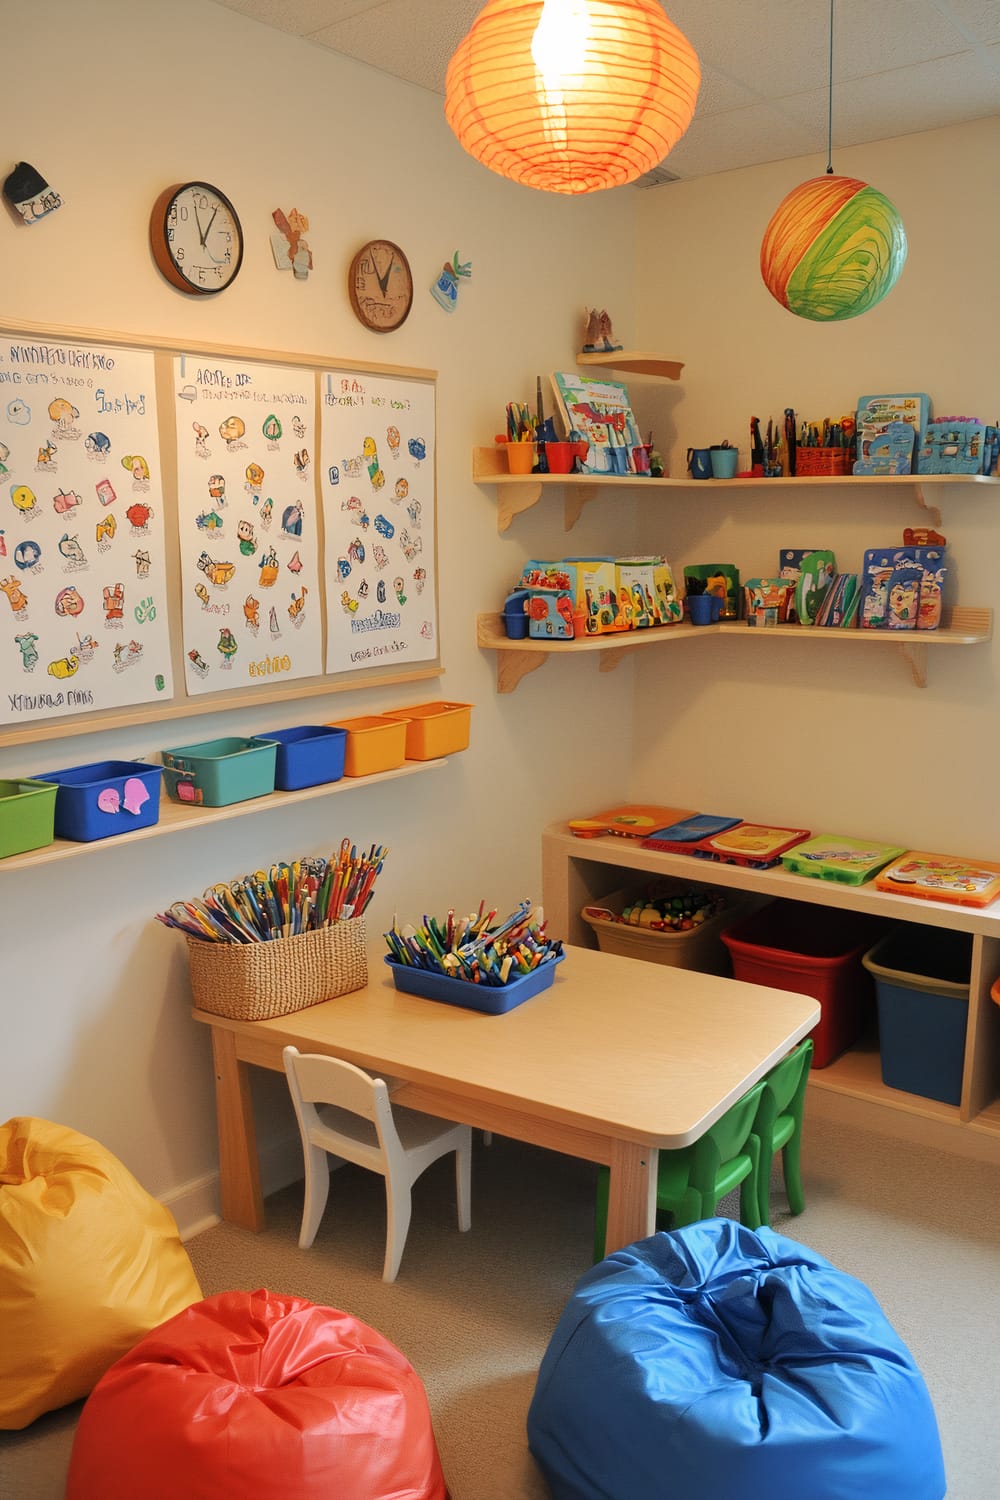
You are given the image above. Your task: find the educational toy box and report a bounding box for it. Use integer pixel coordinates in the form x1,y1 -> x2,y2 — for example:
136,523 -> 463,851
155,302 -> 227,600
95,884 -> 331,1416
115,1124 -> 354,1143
33,760 -> 163,842
160,738 -> 276,807
517,558 -> 619,635
615,557 -> 683,628
859,547 -> 947,631
862,925 -> 972,1105
257,725 -> 347,792
780,834 -> 904,885
721,899 -> 888,1067
0,778 -> 57,858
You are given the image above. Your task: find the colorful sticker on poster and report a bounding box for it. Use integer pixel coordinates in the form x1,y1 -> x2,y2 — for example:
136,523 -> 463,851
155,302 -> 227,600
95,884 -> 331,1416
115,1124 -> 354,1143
0,336 -> 172,726
173,356 -> 322,695
320,370 -> 436,674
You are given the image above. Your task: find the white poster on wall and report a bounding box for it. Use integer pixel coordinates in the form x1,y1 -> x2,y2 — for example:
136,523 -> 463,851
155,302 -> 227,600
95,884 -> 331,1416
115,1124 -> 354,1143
172,355 -> 322,696
0,336 -> 173,728
320,369 -> 436,674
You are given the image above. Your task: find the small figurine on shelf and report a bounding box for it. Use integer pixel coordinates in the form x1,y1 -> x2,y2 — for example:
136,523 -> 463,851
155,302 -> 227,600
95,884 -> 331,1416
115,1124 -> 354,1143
581,308 -> 624,354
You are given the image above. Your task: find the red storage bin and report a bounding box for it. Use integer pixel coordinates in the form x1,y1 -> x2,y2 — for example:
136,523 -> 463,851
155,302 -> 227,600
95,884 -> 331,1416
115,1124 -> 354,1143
721,900 -> 887,1067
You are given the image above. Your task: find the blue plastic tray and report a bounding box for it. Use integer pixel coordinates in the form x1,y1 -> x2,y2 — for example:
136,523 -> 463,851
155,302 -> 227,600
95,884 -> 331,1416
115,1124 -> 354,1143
32,760 -> 162,842
258,725 -> 347,791
383,952 -> 564,1014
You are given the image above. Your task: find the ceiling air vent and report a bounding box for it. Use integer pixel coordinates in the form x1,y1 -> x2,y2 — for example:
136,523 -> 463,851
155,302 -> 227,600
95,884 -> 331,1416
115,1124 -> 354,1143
635,165 -> 683,188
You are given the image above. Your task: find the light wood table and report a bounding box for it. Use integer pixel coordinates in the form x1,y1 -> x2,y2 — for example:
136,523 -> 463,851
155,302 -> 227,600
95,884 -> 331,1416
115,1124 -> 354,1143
193,945 -> 819,1255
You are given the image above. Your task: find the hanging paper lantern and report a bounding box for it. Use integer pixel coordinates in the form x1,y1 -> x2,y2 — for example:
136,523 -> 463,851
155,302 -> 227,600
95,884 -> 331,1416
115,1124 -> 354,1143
760,175 -> 907,322
444,0 -> 700,195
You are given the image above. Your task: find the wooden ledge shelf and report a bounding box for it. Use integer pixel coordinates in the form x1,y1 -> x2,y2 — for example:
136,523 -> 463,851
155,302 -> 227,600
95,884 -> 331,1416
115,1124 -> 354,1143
472,449 -> 1000,532
1,758 -> 447,873
477,608 -> 992,693
575,350 -> 685,380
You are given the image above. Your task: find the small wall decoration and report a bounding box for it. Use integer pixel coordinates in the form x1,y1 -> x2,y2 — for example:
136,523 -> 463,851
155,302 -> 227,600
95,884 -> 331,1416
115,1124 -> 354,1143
3,162 -> 63,224
271,208 -> 313,280
430,251 -> 472,312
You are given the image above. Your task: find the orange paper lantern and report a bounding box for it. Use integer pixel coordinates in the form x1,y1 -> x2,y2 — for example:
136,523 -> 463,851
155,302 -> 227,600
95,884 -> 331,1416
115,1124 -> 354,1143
445,0 -> 700,195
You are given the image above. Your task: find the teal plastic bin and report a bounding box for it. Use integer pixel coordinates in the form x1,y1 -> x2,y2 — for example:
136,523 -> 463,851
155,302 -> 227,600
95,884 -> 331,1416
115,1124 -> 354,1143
862,925 -> 971,1105
160,737 -> 277,807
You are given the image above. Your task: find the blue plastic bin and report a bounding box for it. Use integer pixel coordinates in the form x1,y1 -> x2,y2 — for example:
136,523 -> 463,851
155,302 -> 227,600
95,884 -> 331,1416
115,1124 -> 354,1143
32,760 -> 162,842
862,925 -> 971,1106
257,725 -> 347,791
383,952 -> 564,1014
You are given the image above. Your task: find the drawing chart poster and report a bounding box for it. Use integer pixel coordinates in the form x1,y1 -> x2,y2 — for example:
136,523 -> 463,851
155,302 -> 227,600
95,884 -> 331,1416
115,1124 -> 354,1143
0,336 -> 173,727
320,370 -> 436,673
173,355 -> 322,695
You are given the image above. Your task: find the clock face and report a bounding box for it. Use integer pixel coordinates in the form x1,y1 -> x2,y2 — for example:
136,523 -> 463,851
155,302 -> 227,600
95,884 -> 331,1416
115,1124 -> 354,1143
348,239 -> 413,332
150,182 -> 244,296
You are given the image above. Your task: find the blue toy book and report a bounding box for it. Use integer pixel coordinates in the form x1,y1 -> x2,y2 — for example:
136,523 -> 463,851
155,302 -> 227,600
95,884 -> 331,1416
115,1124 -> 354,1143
641,814 -> 742,852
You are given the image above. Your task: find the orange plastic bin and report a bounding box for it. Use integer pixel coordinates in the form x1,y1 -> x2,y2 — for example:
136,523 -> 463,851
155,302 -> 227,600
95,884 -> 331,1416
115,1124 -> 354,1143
383,701 -> 473,760
330,716 -> 407,777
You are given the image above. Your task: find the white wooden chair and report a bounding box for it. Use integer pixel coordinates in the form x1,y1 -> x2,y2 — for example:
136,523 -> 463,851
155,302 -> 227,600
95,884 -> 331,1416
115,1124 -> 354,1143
282,1045 -> 472,1282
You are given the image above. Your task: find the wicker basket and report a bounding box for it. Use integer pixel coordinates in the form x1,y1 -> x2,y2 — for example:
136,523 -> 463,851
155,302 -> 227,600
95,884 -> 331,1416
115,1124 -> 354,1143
794,448 -> 853,477
187,918 -> 367,1021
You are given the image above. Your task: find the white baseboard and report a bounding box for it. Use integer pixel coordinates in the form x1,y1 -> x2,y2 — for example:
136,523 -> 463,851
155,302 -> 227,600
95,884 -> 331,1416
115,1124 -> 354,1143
163,1131 -> 305,1242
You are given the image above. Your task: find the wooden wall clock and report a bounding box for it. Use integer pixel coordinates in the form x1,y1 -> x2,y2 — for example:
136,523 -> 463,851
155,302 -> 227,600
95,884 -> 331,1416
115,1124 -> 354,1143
348,239 -> 413,332
150,182 -> 244,295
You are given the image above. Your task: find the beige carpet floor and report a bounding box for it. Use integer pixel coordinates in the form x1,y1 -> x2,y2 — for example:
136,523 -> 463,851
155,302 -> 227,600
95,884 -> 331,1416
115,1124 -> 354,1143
3,1110 -> 1000,1499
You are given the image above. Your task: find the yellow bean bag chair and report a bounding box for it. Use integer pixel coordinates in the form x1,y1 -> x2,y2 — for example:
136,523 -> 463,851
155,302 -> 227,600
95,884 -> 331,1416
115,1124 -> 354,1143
0,1117 -> 202,1429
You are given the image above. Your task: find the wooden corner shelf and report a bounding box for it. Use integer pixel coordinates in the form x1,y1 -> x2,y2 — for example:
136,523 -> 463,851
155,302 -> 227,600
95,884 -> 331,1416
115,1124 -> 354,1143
477,608 -> 992,693
472,449 -> 1000,533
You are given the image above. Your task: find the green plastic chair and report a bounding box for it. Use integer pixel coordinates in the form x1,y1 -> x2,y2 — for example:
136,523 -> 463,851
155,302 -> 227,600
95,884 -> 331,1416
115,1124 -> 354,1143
753,1038 -> 814,1227
593,1078 -> 765,1262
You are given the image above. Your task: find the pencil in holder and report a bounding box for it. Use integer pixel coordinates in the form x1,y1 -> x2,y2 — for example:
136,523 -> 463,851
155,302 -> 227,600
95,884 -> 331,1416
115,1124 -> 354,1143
186,918 -> 367,1021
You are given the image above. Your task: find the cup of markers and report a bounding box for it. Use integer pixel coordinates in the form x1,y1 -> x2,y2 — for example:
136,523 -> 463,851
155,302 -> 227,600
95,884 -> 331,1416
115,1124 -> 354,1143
383,900 -> 565,1014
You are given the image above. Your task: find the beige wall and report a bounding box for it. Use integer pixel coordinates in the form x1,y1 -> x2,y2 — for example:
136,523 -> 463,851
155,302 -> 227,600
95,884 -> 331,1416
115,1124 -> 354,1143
1,0 -> 637,1225
3,1 -> 996,1226
629,117 -> 1000,853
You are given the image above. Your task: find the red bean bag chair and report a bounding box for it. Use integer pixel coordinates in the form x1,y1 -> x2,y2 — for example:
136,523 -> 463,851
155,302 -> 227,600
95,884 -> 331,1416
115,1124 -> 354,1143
66,1288 -> 448,1500
0,1116 -> 202,1429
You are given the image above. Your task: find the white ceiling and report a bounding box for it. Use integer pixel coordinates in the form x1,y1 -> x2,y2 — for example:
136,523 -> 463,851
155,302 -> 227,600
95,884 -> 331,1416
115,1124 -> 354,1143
209,0 -> 1000,183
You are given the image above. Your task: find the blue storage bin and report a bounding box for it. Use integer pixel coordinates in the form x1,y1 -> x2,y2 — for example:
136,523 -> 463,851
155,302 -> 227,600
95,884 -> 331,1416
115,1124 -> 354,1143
862,925 -> 971,1106
383,952 -> 564,1014
32,760 -> 162,842
257,725 -> 347,791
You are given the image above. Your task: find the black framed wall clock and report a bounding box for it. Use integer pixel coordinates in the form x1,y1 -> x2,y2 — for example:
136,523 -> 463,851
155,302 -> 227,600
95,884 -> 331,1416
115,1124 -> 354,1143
348,239 -> 413,331
150,182 -> 244,295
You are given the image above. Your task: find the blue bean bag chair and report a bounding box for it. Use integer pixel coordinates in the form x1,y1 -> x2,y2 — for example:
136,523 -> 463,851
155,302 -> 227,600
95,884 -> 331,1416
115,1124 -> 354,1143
527,1219 -> 945,1500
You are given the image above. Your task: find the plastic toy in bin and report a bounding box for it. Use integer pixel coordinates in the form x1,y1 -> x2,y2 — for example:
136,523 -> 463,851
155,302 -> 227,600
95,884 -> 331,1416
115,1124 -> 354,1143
384,900 -> 563,1014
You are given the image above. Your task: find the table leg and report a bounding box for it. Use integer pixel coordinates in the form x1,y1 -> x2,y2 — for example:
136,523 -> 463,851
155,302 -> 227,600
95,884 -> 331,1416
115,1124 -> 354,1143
211,1026 -> 265,1232
604,1139 -> 658,1254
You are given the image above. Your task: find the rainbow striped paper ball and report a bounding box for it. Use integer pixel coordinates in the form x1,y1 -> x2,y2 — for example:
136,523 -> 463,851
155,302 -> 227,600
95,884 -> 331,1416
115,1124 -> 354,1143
760,175 -> 907,322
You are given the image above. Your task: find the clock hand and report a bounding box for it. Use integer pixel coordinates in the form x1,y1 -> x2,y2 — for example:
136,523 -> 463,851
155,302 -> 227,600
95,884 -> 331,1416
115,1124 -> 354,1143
192,201 -> 205,247
374,251 -> 394,298
202,205 -> 219,243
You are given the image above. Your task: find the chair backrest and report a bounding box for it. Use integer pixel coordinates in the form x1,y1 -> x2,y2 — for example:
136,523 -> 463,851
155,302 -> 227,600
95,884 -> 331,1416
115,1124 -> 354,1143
690,1078 -> 766,1187
757,1039 -> 814,1139
283,1046 -> 401,1165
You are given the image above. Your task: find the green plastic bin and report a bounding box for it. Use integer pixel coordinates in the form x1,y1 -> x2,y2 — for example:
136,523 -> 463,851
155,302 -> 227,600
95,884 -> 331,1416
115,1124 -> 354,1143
0,779 -> 57,858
